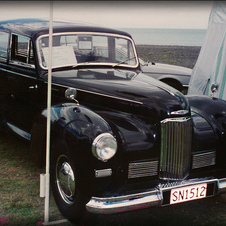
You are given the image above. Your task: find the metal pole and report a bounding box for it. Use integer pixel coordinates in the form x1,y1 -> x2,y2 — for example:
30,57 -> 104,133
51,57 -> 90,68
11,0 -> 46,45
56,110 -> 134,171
44,1 -> 53,224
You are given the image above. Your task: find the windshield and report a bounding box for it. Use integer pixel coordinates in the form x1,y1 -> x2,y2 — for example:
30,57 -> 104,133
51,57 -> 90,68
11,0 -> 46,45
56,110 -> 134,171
37,32 -> 138,69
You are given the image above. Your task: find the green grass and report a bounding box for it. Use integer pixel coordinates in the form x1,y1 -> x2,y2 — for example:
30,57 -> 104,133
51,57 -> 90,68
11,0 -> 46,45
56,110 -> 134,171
0,132 -> 72,225
168,60 -> 177,64
161,54 -> 177,64
164,50 -> 173,54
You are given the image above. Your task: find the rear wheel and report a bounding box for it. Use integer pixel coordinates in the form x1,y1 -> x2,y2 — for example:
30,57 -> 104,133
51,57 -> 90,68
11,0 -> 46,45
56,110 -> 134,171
51,151 -> 87,224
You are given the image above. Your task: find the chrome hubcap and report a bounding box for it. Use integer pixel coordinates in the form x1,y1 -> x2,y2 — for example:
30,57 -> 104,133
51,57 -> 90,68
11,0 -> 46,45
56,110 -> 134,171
56,156 -> 76,205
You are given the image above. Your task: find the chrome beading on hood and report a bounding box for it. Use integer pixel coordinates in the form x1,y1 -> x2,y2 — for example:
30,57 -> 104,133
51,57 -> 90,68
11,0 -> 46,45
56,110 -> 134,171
170,110 -> 189,115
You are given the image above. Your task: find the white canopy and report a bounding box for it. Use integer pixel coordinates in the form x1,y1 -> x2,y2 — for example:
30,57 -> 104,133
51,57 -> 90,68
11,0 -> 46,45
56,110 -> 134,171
188,1 -> 226,99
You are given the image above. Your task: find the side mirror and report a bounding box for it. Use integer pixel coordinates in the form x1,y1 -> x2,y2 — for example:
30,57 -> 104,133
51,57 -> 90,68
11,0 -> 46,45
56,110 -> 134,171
65,88 -> 79,107
65,88 -> 77,100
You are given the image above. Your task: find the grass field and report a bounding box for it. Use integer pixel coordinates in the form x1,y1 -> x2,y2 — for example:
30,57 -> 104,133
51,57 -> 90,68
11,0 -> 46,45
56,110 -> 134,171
1,131 -> 226,225
0,131 -> 72,225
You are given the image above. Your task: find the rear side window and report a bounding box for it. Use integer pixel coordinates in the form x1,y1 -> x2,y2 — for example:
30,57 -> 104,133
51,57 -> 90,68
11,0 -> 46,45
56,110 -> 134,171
10,34 -> 34,66
0,31 -> 9,59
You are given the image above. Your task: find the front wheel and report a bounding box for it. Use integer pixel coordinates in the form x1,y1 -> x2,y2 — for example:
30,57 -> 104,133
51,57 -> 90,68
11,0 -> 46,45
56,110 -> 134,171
51,152 -> 87,224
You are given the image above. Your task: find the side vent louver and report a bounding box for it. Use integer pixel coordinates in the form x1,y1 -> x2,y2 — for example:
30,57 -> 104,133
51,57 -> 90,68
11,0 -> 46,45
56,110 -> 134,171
192,151 -> 216,169
128,161 -> 158,179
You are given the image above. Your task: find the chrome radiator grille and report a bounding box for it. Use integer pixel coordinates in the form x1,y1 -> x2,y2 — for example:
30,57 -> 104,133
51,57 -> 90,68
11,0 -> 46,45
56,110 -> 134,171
159,117 -> 192,180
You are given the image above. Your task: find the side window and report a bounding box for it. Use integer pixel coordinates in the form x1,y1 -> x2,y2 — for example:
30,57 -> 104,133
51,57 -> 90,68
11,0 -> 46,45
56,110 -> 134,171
0,31 -> 9,59
10,34 -> 34,66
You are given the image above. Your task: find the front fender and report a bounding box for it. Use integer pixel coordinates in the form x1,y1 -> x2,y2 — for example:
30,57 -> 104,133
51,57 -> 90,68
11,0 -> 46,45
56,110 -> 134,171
30,103 -> 113,168
61,104 -> 114,162
187,95 -> 226,168
187,95 -> 226,137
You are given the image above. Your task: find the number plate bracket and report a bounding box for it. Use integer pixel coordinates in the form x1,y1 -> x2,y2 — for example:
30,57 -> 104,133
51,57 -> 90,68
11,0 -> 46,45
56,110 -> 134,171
162,181 -> 216,206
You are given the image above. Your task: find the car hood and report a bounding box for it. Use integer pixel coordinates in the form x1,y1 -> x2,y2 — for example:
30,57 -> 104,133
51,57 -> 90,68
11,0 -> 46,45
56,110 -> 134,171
50,68 -> 190,120
141,62 -> 192,76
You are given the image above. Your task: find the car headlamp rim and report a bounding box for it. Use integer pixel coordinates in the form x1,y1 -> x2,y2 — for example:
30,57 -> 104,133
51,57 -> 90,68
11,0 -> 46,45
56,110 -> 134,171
92,133 -> 117,162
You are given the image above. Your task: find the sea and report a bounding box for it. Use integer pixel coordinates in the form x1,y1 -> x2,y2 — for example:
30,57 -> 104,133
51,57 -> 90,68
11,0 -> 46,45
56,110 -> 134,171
122,28 -> 207,47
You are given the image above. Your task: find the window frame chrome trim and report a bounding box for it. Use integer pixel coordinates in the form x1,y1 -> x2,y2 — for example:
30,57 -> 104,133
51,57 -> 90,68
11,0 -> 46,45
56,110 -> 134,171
0,30 -> 10,60
9,33 -> 35,69
36,31 -> 139,70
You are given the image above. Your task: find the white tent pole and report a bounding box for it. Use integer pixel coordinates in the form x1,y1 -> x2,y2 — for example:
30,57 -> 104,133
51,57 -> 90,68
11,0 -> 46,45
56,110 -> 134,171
44,1 -> 53,224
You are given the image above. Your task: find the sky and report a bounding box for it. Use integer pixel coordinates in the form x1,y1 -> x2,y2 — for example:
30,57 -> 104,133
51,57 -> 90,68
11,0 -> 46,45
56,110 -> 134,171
0,1 -> 214,29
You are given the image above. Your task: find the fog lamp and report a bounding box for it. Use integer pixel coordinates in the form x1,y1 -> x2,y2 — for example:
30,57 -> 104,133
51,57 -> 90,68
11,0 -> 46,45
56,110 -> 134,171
92,133 -> 117,162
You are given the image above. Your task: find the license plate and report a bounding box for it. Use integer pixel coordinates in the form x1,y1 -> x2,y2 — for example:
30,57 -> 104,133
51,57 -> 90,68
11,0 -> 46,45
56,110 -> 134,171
170,183 -> 207,205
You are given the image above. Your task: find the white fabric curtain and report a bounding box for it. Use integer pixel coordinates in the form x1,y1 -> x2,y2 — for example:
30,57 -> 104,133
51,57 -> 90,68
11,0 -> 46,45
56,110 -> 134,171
205,31 -> 226,99
188,1 -> 226,99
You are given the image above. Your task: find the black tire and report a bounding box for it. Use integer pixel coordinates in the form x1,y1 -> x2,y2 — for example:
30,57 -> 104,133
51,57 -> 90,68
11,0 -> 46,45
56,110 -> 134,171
50,149 -> 87,224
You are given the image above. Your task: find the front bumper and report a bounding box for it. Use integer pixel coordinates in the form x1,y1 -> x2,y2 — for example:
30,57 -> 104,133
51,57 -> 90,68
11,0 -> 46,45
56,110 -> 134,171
86,177 -> 226,214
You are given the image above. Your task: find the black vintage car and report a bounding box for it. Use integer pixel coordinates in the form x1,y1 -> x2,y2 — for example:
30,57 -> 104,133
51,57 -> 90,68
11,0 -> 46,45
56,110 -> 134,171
0,19 -> 226,223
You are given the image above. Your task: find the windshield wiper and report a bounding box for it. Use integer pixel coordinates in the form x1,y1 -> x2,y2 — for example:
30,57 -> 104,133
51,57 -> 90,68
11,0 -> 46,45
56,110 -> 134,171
112,57 -> 137,68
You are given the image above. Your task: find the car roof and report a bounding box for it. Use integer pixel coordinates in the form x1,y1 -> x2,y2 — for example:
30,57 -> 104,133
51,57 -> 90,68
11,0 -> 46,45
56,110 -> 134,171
0,18 -> 132,39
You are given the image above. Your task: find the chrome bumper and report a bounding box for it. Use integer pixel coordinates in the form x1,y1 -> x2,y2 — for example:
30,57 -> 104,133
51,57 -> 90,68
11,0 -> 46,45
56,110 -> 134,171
86,177 -> 226,214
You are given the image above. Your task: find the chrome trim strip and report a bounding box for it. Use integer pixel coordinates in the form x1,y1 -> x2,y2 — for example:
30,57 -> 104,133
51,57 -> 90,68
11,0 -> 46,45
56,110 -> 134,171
50,83 -> 143,105
86,177 -> 225,214
0,67 -> 9,73
218,178 -> 226,194
86,189 -> 162,214
0,67 -> 37,80
9,60 -> 35,69
170,110 -> 189,115
95,169 -> 112,178
6,122 -> 31,141
161,117 -> 190,124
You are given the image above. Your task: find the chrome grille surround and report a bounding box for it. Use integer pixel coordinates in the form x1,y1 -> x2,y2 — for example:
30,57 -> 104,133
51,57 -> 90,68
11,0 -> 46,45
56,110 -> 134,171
128,161 -> 158,179
159,117 -> 192,180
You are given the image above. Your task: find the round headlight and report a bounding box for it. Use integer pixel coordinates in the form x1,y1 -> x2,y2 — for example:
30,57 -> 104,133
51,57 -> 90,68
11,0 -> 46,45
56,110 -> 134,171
92,133 -> 117,162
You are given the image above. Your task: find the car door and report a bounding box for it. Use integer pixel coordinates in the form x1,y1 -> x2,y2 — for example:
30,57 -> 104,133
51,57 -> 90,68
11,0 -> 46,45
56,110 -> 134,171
5,33 -> 46,137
